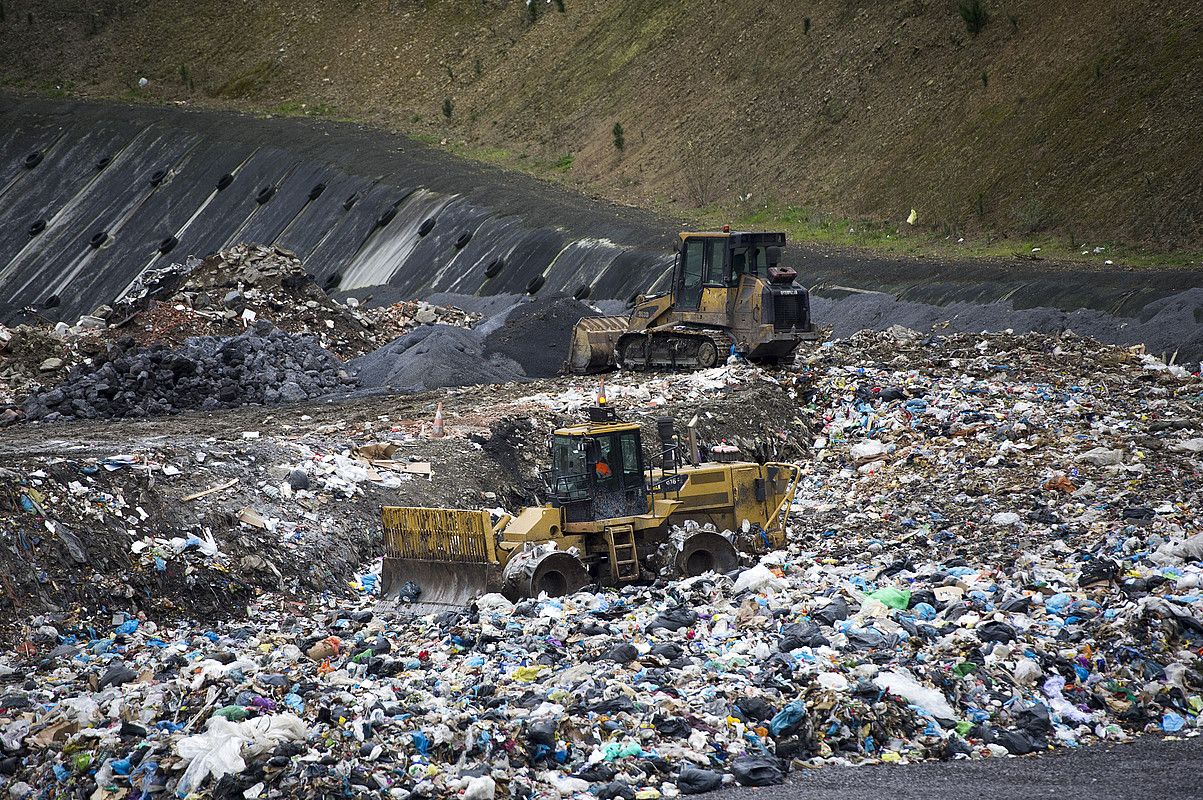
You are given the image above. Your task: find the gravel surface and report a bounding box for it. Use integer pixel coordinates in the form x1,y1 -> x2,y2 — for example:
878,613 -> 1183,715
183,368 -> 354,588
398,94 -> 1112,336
709,735 -> 1202,800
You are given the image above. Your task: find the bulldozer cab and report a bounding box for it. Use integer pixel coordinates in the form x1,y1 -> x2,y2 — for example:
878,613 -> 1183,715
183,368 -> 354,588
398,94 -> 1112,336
545,409 -> 648,522
674,230 -> 787,310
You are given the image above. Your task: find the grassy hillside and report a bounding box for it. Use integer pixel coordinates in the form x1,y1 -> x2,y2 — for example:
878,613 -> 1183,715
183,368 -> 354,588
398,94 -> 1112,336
2,0 -> 1201,261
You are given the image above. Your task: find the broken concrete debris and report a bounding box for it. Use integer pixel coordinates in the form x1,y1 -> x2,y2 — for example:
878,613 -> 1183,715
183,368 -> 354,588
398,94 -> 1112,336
0,325 -> 1199,798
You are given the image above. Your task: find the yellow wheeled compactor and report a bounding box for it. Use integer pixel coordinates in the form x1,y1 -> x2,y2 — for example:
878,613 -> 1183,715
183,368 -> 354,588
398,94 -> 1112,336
380,406 -> 800,608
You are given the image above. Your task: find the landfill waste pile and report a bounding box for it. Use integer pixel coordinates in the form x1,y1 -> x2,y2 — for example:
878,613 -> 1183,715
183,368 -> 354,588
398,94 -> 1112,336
0,244 -> 477,411
19,322 -> 355,422
0,326 -> 1200,798
809,286 -> 1203,367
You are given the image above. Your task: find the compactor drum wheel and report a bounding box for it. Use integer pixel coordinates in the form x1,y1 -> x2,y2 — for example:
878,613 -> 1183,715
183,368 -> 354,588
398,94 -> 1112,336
502,550 -> 590,601
675,531 -> 739,577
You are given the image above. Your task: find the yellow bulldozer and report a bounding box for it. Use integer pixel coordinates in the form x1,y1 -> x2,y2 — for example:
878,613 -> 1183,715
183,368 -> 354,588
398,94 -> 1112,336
380,404 -> 800,608
568,229 -> 817,373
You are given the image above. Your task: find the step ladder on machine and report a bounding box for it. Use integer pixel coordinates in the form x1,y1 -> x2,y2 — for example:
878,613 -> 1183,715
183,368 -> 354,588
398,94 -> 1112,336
605,524 -> 640,582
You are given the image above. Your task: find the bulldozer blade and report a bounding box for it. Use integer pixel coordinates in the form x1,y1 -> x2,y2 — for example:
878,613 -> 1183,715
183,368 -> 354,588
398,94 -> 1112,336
567,315 -> 628,374
380,558 -> 501,613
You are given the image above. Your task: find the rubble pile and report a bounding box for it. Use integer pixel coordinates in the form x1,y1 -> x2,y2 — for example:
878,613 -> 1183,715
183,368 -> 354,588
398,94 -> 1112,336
114,244 -> 478,359
0,329 -> 1200,798
21,323 -> 355,422
0,244 -> 478,413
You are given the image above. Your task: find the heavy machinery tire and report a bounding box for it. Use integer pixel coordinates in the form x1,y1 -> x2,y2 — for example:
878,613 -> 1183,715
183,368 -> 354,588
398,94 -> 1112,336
24,152 -> 43,169
573,285 -> 591,300
216,173 -> 234,191
308,183 -> 326,201
150,169 -> 167,186
503,550 -> 589,600
675,531 -> 738,577
158,236 -> 178,255
454,231 -> 472,249
418,218 -> 436,237
343,193 -> 358,210
255,186 -> 276,204
484,257 -> 505,278
89,231 -> 108,249
377,207 -> 397,227
28,219 -> 46,236
526,275 -> 545,295
696,339 -> 719,368
96,157 -> 112,171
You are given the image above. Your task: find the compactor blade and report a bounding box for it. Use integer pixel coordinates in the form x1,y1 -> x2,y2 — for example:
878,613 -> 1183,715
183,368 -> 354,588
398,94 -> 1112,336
380,559 -> 500,613
379,506 -> 503,613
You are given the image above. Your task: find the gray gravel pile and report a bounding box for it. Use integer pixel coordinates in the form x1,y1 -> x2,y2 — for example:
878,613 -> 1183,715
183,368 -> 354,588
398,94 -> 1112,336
22,322 -> 354,421
350,324 -> 526,392
352,294 -> 598,391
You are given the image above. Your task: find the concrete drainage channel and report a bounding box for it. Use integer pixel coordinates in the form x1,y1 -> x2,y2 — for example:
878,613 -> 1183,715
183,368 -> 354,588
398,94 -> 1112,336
1,93 -> 1201,360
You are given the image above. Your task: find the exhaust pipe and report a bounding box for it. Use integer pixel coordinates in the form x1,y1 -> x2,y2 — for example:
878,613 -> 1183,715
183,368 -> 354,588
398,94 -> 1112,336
657,416 -> 677,469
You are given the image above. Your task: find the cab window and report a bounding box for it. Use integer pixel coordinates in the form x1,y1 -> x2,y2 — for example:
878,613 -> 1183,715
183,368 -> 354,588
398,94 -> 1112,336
703,241 -> 726,286
620,431 -> 642,479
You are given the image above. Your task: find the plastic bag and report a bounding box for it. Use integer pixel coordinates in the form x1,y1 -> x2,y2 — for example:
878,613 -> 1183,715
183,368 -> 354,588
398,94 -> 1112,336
731,564 -> 785,595
175,713 -> 309,795
874,669 -> 956,719
730,755 -> 784,786
677,767 -> 723,795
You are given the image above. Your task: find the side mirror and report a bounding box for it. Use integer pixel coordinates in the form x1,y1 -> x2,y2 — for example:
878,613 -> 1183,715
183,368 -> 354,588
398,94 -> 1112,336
584,438 -> 601,465
766,246 -> 782,267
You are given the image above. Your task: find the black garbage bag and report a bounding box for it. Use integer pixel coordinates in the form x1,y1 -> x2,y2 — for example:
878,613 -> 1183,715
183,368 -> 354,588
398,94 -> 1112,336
653,714 -> 692,738
396,581 -> 421,602
650,643 -> 684,661
678,767 -> 724,795
527,718 -> 557,747
812,596 -> 849,627
941,735 -> 973,759
601,643 -> 640,663
734,695 -> 776,722
976,621 -> 1018,643
599,780 -> 636,800
647,607 -> 699,633
1079,558 -> 1121,587
991,728 -> 1042,755
778,619 -> 827,651
999,595 -> 1032,613
846,628 -> 885,649
908,588 -> 940,610
730,755 -> 785,786
1015,704 -> 1053,737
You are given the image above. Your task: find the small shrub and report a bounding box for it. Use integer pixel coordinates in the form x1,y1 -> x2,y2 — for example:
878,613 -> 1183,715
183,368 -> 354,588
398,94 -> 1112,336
473,58 -> 482,78
179,64 -> 189,85
555,154 -> 574,172
803,17 -> 811,34
442,97 -> 454,119
1008,14 -> 1019,32
980,70 -> 988,88
612,122 -> 624,151
958,0 -> 989,36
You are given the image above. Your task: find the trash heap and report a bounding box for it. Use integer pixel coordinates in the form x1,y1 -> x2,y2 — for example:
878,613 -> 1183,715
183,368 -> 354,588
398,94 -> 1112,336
0,244 -> 477,412
0,329 -> 1201,799
21,323 -> 355,422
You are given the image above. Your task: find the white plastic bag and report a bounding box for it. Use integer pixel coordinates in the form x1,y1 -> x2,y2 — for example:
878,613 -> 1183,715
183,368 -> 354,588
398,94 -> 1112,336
175,713 -> 310,795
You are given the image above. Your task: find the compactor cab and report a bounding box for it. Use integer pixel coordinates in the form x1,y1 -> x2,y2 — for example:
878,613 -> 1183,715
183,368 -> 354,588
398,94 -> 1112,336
545,406 -> 649,522
567,230 -> 818,373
